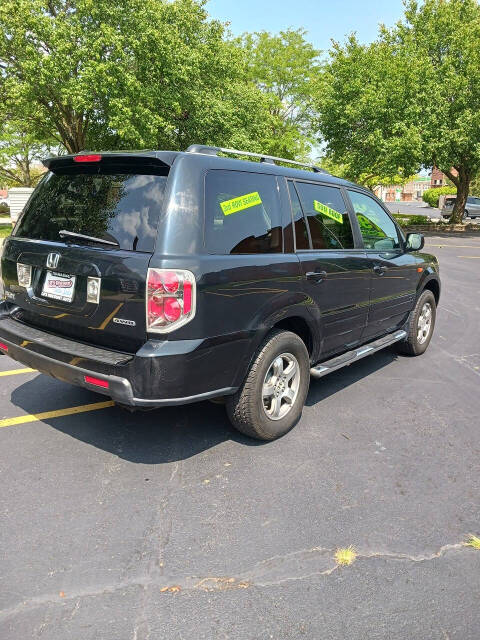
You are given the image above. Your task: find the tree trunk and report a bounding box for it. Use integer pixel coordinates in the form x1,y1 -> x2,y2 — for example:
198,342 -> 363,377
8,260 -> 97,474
444,167 -> 470,224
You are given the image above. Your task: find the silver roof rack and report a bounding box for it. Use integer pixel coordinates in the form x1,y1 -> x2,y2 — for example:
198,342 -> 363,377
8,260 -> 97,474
185,144 -> 330,175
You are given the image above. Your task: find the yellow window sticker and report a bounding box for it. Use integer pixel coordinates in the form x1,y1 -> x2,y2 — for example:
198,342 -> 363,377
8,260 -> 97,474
220,191 -> 262,216
313,200 -> 343,224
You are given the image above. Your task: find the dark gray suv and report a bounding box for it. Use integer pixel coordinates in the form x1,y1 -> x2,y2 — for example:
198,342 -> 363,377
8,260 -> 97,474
0,145 -> 441,440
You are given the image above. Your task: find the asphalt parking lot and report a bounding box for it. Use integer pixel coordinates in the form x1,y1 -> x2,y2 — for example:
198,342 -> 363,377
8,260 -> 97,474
1,235 -> 480,639
385,200 -> 480,221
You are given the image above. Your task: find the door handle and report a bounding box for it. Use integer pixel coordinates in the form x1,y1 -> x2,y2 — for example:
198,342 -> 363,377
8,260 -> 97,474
373,265 -> 387,276
306,271 -> 327,282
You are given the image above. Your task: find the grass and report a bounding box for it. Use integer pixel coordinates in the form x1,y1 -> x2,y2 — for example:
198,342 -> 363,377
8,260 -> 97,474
465,535 -> 480,550
334,546 -> 357,566
0,224 -> 12,239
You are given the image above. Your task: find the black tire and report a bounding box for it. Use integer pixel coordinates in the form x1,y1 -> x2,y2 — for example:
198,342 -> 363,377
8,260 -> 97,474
226,330 -> 310,441
464,210 -> 469,219
395,290 -> 436,356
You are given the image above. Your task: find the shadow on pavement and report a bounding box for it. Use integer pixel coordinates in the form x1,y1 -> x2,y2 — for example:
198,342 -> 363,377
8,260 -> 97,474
306,347 -> 399,406
10,347 -> 399,463
9,374 -> 262,463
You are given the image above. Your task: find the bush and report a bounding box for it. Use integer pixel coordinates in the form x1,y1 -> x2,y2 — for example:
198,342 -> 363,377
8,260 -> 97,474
0,224 -> 12,239
422,186 -> 456,208
393,214 -> 430,227
0,202 -> 10,216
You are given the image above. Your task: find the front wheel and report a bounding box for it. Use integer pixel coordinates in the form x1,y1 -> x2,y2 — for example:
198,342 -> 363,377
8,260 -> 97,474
226,330 -> 310,440
395,290 -> 436,356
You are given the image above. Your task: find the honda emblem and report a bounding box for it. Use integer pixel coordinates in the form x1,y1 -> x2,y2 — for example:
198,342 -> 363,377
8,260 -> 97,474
46,253 -> 61,269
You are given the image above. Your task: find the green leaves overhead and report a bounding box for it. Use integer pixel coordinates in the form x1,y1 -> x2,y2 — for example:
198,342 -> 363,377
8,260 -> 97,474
316,0 -> 480,222
239,28 -> 323,159
0,0 -> 276,154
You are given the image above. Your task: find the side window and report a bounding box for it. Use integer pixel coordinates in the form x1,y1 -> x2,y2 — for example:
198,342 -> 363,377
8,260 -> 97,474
205,170 -> 282,254
348,190 -> 401,251
287,181 -> 309,249
295,182 -> 354,250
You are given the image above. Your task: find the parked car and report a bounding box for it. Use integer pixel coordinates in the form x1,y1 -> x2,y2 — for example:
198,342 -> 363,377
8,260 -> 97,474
0,146 -> 440,440
442,195 -> 480,219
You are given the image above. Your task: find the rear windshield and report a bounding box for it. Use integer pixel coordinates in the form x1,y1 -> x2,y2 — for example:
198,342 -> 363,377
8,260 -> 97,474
14,165 -> 168,252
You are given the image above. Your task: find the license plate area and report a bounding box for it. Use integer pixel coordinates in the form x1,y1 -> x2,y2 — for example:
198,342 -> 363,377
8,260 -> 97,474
41,271 -> 77,303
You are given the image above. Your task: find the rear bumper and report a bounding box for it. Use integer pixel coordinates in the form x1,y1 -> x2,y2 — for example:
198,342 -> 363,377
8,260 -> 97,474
0,306 -> 242,407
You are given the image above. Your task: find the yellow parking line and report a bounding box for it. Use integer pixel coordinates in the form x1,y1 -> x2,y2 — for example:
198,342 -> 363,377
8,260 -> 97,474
0,400 -> 115,429
0,368 -> 36,377
457,255 -> 480,259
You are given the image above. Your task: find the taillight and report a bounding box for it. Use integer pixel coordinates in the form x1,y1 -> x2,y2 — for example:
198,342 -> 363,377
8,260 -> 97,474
0,342 -> 8,352
74,154 -> 102,163
17,263 -> 32,288
146,268 -> 196,333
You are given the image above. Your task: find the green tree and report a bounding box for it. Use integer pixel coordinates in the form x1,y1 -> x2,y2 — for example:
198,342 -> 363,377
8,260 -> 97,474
318,156 -> 416,192
316,0 -> 480,223
0,0 -> 276,155
0,121 -> 51,187
239,28 -> 322,159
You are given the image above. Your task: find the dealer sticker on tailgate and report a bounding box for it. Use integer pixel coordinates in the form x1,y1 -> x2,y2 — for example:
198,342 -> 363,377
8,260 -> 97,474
41,271 -> 76,303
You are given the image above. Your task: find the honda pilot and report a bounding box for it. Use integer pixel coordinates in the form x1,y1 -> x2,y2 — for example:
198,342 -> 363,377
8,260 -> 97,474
0,146 -> 441,440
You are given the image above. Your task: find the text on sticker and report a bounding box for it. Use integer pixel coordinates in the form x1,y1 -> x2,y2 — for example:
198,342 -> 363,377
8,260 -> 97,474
313,200 -> 343,224
220,192 -> 262,216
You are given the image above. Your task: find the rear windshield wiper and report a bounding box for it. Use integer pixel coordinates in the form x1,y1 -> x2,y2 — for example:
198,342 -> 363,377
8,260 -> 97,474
59,229 -> 119,247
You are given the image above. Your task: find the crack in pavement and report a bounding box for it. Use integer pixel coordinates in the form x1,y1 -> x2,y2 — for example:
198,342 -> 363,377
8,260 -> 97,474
0,541 -> 473,622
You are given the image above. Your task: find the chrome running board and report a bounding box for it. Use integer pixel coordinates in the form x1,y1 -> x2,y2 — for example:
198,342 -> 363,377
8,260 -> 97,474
310,330 -> 407,379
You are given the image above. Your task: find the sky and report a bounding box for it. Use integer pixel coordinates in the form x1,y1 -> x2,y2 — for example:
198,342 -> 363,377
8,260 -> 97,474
206,0 -> 406,48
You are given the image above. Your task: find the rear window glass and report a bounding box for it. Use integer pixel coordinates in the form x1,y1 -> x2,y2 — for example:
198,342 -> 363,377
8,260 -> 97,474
205,170 -> 282,254
14,166 -> 168,252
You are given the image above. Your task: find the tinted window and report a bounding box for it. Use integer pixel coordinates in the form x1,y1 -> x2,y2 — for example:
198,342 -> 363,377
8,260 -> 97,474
15,167 -> 168,252
288,181 -> 309,249
348,190 -> 401,250
295,182 -> 354,249
205,170 -> 282,254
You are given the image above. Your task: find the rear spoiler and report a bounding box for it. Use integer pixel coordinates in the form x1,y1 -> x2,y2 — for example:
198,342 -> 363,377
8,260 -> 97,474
43,151 -> 177,171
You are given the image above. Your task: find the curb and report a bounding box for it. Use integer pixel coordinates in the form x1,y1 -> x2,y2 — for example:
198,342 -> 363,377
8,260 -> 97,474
403,224 -> 480,235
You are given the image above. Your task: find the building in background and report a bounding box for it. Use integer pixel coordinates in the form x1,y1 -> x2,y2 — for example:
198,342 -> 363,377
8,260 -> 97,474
374,176 -> 431,202
8,188 -> 34,222
430,166 -> 458,187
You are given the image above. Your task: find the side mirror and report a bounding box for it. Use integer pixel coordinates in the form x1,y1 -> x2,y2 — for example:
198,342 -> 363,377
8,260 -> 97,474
405,232 -> 424,252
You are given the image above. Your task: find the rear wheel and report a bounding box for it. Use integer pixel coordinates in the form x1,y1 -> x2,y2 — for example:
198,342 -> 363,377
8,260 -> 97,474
226,330 -> 310,440
395,290 -> 436,356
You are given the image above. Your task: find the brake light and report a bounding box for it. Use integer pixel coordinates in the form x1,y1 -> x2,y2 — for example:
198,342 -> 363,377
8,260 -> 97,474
84,375 -> 109,388
0,342 -> 8,352
17,263 -> 32,287
74,154 -> 102,163
146,268 -> 196,333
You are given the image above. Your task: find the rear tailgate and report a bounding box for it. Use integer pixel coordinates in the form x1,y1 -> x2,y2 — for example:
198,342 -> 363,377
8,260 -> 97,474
1,154 -> 171,353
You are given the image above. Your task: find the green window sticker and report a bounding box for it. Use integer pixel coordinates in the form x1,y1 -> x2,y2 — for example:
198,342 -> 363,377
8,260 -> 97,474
220,191 -> 262,216
313,200 -> 343,224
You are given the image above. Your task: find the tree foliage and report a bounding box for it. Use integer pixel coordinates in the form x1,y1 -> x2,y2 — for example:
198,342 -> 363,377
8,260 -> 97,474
0,0 -> 280,155
238,28 -> 322,159
318,156 -> 416,192
0,121 -> 51,187
316,0 -> 480,223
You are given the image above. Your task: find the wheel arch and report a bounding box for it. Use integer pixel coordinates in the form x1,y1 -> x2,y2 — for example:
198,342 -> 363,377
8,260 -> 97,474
231,309 -> 319,389
419,276 -> 440,305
